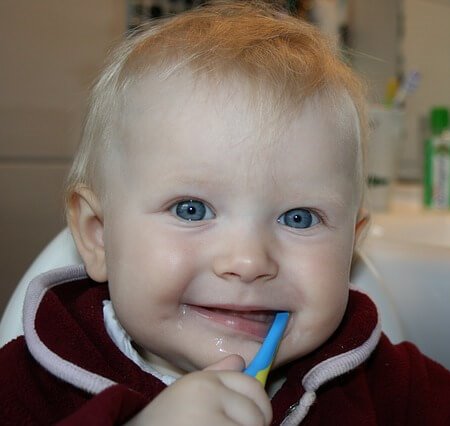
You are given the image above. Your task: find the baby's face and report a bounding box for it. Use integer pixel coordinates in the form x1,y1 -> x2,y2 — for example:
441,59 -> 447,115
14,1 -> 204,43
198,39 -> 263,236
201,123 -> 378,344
102,73 -> 361,375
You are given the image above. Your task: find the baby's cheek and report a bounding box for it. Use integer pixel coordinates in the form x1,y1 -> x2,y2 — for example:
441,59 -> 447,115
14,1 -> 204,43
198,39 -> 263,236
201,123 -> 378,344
280,262 -> 349,361
278,306 -> 345,365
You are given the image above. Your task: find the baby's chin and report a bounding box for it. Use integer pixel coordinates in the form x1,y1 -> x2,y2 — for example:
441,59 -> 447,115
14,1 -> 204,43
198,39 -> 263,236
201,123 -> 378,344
139,328 -> 299,376
161,346 -> 256,375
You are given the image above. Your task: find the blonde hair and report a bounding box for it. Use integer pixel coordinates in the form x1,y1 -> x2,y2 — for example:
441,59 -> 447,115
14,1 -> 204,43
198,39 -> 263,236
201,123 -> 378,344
65,0 -> 367,207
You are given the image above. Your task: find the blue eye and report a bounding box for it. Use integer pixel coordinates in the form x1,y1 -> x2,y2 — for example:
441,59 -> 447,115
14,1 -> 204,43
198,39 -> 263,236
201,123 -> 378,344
277,208 -> 320,229
171,200 -> 215,221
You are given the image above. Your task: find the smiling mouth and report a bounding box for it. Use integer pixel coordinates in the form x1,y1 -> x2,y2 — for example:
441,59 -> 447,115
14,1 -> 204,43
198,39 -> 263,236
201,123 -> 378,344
188,305 -> 277,340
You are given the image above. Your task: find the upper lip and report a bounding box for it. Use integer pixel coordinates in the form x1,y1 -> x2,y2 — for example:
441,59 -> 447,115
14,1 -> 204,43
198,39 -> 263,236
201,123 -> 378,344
186,305 -> 287,324
187,303 -> 281,312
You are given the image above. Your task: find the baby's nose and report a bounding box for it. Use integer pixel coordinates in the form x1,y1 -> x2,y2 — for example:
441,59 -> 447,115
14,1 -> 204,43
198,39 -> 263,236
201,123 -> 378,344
212,233 -> 278,283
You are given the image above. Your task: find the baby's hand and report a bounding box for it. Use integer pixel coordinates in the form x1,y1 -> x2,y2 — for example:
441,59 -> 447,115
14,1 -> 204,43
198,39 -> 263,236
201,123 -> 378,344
126,354 -> 272,426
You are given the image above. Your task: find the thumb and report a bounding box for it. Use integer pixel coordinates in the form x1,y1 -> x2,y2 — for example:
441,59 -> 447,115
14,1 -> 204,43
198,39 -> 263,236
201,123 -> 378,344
203,354 -> 245,372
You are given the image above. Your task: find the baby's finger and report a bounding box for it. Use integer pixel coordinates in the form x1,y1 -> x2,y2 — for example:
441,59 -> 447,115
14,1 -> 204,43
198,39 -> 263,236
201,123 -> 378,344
217,372 -> 272,426
220,386 -> 269,426
204,354 -> 246,372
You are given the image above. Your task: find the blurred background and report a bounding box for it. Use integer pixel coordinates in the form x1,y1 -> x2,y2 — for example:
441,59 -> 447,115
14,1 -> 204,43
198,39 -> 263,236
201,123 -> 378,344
1,0 -> 450,317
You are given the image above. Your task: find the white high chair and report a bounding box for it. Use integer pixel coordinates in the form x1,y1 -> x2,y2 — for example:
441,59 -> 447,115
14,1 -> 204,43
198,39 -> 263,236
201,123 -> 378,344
0,229 -> 82,347
0,229 -> 406,348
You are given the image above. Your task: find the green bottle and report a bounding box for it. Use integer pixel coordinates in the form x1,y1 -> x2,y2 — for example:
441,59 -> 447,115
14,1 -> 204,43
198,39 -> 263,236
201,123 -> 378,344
424,107 -> 450,208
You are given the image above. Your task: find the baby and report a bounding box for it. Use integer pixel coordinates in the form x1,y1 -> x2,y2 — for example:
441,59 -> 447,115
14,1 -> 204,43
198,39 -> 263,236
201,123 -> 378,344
1,2 -> 449,425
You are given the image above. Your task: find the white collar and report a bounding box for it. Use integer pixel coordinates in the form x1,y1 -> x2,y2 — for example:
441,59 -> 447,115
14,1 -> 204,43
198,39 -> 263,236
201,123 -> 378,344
102,300 -> 177,386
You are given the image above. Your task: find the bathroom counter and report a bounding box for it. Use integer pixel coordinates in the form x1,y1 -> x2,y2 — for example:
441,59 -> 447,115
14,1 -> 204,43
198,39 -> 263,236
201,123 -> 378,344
370,183 -> 450,249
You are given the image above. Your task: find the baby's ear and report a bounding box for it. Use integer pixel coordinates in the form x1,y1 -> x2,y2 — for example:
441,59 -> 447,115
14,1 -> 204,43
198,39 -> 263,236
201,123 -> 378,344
354,208 -> 370,248
67,186 -> 107,282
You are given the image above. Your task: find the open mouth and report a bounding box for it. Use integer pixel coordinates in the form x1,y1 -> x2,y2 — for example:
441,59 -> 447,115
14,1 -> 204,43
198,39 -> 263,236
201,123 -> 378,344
188,305 -> 277,340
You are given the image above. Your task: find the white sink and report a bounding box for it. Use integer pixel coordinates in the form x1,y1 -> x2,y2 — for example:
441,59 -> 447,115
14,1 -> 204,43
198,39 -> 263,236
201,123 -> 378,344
370,212 -> 450,249
352,184 -> 450,370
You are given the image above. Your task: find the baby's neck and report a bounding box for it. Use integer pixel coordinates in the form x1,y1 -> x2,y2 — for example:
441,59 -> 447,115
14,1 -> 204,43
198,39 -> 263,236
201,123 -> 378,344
136,345 -> 186,379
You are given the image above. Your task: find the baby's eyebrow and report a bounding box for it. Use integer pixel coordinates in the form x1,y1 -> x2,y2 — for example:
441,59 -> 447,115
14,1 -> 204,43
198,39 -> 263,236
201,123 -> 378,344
164,174 -> 220,188
306,194 -> 348,209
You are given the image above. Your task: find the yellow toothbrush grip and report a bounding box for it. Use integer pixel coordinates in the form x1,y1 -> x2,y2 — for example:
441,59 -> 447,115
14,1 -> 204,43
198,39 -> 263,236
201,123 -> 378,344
254,364 -> 272,386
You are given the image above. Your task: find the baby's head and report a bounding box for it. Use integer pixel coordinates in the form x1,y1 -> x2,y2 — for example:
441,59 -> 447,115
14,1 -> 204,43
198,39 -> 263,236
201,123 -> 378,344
66,1 -> 369,375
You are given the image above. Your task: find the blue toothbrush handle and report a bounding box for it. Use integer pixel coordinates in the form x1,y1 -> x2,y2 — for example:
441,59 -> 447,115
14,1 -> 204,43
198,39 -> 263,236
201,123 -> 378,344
244,312 -> 289,386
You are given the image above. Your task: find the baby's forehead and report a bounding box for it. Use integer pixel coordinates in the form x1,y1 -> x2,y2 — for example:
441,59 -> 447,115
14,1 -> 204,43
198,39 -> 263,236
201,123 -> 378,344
121,70 -> 360,144
115,72 -> 361,197
118,72 -> 360,180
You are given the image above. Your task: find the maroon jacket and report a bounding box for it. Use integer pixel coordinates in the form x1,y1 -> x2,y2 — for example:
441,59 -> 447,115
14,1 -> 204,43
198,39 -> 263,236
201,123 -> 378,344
1,265 -> 449,425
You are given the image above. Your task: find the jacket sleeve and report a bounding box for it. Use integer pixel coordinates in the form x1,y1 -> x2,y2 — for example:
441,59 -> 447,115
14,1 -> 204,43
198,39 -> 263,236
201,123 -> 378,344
401,341 -> 450,425
371,335 -> 450,425
0,337 -> 148,425
56,384 -> 148,426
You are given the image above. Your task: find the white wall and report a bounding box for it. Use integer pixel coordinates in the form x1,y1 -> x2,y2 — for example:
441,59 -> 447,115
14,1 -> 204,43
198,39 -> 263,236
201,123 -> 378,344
0,1 -> 125,314
349,0 -> 401,103
349,0 -> 450,181
400,0 -> 450,179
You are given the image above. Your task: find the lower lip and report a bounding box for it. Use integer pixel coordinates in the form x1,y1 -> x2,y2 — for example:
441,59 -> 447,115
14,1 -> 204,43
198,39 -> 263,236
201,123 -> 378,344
187,305 -> 273,340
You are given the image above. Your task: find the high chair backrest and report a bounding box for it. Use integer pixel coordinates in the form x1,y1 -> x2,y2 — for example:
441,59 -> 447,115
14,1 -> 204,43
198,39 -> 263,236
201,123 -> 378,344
0,228 -> 82,347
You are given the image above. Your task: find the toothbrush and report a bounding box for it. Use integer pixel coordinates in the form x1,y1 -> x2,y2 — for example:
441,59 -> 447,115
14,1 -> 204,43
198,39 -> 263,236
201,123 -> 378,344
244,312 -> 289,387
392,70 -> 421,108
